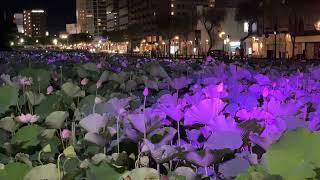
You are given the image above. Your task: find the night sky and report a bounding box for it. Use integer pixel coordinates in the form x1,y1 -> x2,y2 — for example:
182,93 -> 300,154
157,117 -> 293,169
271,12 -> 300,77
4,0 -> 76,33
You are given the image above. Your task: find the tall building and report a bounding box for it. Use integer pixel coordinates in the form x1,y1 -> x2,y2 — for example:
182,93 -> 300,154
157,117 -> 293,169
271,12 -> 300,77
66,24 -> 81,34
23,10 -> 47,38
76,0 -> 94,34
106,0 -> 129,32
14,13 -> 24,33
76,0 -> 108,36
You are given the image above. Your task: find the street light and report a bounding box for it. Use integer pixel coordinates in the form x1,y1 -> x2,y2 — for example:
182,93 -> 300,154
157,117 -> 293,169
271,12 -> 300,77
53,39 -> 58,46
20,38 -> 24,44
315,20 -> 320,31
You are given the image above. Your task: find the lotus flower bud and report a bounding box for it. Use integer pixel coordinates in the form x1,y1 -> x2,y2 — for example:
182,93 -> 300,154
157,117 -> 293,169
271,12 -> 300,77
81,78 -> 89,86
262,87 -> 269,97
61,129 -> 72,139
47,85 -> 54,95
217,82 -> 224,92
143,87 -> 149,96
96,80 -> 102,89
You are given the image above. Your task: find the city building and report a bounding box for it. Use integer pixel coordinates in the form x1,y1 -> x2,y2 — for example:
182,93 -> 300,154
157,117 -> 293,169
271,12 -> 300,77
66,23 -> 81,34
76,0 -> 94,34
23,10 -> 47,38
76,0 -> 108,36
106,0 -> 129,32
13,13 -> 24,34
244,0 -> 320,59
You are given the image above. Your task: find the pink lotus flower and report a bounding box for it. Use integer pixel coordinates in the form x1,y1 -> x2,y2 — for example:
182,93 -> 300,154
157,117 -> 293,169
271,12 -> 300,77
96,80 -> 102,89
95,97 -> 103,104
217,82 -> 224,92
143,87 -> 149,96
16,114 -> 39,123
262,87 -> 269,97
61,129 -> 72,139
81,78 -> 89,86
47,85 -> 54,95
96,63 -> 102,69
19,77 -> 33,86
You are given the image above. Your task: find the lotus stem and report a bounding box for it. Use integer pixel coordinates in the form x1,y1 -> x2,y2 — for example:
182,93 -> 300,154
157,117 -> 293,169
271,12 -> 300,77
38,151 -> 43,165
117,116 -> 120,154
205,166 -> 208,177
71,121 -> 76,147
157,163 -> 160,177
57,153 -> 63,180
177,121 -> 181,146
143,96 -> 147,140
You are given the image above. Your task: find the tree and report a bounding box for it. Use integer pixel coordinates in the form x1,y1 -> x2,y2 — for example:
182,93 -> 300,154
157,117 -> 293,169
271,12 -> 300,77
198,7 -> 226,51
235,0 -> 264,43
68,33 -> 93,44
0,10 -> 16,51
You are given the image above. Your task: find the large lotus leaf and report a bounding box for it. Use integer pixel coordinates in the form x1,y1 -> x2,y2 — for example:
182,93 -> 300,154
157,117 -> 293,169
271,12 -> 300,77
99,70 -> 110,83
124,80 -> 137,92
173,167 -> 196,180
219,156 -> 250,178
235,166 -> 283,180
35,95 -> 61,119
79,95 -> 95,116
186,150 -> 214,167
128,113 -> 145,134
0,85 -> 19,114
147,63 -> 169,78
108,72 -> 126,83
205,131 -> 243,150
80,113 -> 108,133
62,82 -> 85,98
264,128 -> 320,180
86,162 -> 121,180
25,91 -> 46,106
83,62 -> 99,72
20,68 -> 51,91
23,163 -> 58,180
76,66 -> 89,78
11,125 -> 44,149
45,111 -> 69,129
122,167 -> 159,180
0,116 -> 20,132
0,162 -> 31,180
84,133 -> 106,146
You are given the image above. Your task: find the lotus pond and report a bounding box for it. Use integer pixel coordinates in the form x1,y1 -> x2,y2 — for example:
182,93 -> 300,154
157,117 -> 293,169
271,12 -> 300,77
0,51 -> 320,180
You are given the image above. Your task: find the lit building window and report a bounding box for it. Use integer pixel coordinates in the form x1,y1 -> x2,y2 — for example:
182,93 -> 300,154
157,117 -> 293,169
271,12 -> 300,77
171,11 -> 175,16
244,22 -> 249,33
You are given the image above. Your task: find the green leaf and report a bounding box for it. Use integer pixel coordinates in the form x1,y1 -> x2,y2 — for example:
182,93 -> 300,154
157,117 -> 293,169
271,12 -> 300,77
0,116 -> 20,132
122,167 -> 159,180
35,95 -> 61,118
86,162 -> 122,180
62,83 -> 85,98
11,125 -> 43,149
41,129 -> 57,139
0,85 -> 19,114
25,91 -> 46,106
45,111 -> 69,129
63,146 -> 77,158
42,144 -> 52,153
264,128 -> 320,180
236,166 -> 283,180
24,163 -> 59,180
83,63 -> 99,72
0,162 -> 31,180
20,68 -> 51,91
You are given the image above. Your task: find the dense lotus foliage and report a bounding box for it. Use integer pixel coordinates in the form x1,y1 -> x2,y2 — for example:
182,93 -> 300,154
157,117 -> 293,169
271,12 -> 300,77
0,51 -> 320,179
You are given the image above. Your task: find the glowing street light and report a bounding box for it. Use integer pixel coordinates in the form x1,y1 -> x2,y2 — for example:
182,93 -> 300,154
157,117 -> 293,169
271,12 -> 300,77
219,32 -> 226,38
35,39 -> 39,43
315,20 -> 320,31
20,38 -> 25,44
10,42 -> 14,46
52,39 -> 58,45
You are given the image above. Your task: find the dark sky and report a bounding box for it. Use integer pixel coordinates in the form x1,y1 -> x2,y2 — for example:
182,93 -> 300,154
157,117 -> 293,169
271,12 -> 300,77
4,0 -> 76,33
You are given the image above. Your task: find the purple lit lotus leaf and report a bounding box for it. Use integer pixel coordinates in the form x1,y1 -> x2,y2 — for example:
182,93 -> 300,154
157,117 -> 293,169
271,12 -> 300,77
204,131 -> 243,150
186,150 -> 214,167
170,76 -> 192,90
184,98 -> 226,126
84,132 -> 106,146
80,113 -> 108,133
219,156 -> 250,178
